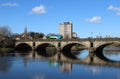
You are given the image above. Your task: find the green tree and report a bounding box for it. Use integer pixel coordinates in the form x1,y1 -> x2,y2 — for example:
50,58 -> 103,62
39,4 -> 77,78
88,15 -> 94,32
29,32 -> 45,39
39,33 -> 45,38
0,36 -> 15,48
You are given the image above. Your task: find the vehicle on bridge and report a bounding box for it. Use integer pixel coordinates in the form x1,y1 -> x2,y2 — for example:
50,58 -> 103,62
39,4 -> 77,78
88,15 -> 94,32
48,35 -> 63,39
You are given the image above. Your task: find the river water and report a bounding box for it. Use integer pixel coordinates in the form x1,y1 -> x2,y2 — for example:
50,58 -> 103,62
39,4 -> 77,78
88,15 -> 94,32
0,47 -> 120,79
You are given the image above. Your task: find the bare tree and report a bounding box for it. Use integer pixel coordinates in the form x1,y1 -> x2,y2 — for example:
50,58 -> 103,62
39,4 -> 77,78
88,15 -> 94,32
0,26 -> 11,36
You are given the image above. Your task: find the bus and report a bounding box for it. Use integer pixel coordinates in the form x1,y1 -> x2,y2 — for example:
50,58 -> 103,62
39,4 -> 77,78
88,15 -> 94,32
48,35 -> 63,39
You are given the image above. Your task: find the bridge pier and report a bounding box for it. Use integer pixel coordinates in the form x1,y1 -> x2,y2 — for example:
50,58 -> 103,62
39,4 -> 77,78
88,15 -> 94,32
56,42 -> 62,60
32,46 -> 35,51
89,51 -> 95,64
83,47 -> 95,64
89,47 -> 95,53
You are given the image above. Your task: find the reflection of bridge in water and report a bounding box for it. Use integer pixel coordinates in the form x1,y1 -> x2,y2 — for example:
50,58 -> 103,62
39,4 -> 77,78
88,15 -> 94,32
15,38 -> 120,67
14,51 -> 120,70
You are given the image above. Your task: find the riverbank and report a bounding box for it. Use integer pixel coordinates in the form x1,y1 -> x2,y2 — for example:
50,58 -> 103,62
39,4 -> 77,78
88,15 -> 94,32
0,48 -> 14,56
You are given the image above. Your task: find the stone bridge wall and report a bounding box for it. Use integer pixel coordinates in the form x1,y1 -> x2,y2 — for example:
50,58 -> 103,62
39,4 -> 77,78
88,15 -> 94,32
15,40 -> 90,50
15,38 -> 120,51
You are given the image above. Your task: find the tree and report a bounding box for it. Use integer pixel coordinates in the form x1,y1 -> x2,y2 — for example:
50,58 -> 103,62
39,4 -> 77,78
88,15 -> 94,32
29,32 -> 45,39
0,36 -> 15,48
0,26 -> 15,48
39,33 -> 45,38
0,26 -> 11,37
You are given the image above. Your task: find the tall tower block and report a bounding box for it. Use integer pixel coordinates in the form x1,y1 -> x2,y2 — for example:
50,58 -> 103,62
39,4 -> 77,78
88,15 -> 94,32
59,22 -> 73,39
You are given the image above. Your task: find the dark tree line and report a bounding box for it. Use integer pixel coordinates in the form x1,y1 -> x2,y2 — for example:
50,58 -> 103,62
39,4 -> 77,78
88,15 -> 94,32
0,26 -> 46,48
0,26 -> 60,48
0,36 -> 15,48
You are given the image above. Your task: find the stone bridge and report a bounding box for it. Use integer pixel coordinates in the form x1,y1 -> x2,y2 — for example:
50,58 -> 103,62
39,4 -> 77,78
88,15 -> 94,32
15,39 -> 90,50
15,38 -> 120,66
15,38 -> 120,52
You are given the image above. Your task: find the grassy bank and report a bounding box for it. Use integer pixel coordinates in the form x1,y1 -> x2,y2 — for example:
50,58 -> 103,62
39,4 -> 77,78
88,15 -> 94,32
0,48 -> 14,56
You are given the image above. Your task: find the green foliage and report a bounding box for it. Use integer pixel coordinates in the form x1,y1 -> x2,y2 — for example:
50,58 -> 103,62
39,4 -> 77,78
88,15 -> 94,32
29,32 -> 45,39
0,36 -> 15,48
0,48 -> 14,56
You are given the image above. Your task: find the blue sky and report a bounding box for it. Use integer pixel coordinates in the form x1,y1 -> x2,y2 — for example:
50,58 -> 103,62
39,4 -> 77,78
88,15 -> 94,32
0,0 -> 120,38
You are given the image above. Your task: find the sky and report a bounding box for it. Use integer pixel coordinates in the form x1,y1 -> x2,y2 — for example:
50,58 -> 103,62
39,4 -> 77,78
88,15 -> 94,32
0,0 -> 120,38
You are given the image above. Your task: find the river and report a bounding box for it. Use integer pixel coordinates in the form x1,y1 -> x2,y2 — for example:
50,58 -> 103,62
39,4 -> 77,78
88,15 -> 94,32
0,47 -> 120,79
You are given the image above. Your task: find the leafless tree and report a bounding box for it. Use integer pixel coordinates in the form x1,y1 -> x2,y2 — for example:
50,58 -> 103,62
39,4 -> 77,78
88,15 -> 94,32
0,26 -> 11,36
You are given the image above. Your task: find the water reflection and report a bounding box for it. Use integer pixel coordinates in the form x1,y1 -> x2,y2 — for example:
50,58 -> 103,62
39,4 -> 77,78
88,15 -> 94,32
1,47 -> 120,79
32,75 -> 45,79
71,49 -> 89,60
49,61 -> 72,72
86,65 -> 101,74
0,55 -> 120,79
15,51 -> 31,57
49,61 -> 62,67
103,47 -> 120,61
75,49 -> 89,59
0,57 -> 13,73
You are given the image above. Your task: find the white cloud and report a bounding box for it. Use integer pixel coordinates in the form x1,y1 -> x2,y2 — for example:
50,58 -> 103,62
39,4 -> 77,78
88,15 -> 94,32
108,5 -> 120,11
0,3 -> 18,7
30,5 -> 46,14
108,5 -> 120,15
117,12 -> 120,15
86,16 -> 102,23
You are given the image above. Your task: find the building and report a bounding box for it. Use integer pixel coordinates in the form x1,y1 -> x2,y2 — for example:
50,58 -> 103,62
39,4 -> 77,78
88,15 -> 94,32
59,22 -> 73,39
72,32 -> 77,38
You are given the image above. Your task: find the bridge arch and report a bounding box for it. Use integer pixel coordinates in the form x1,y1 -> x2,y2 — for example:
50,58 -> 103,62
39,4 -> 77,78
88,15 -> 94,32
95,42 -> 120,61
61,43 -> 87,59
15,43 -> 32,52
60,41 -> 89,49
36,43 -> 57,57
